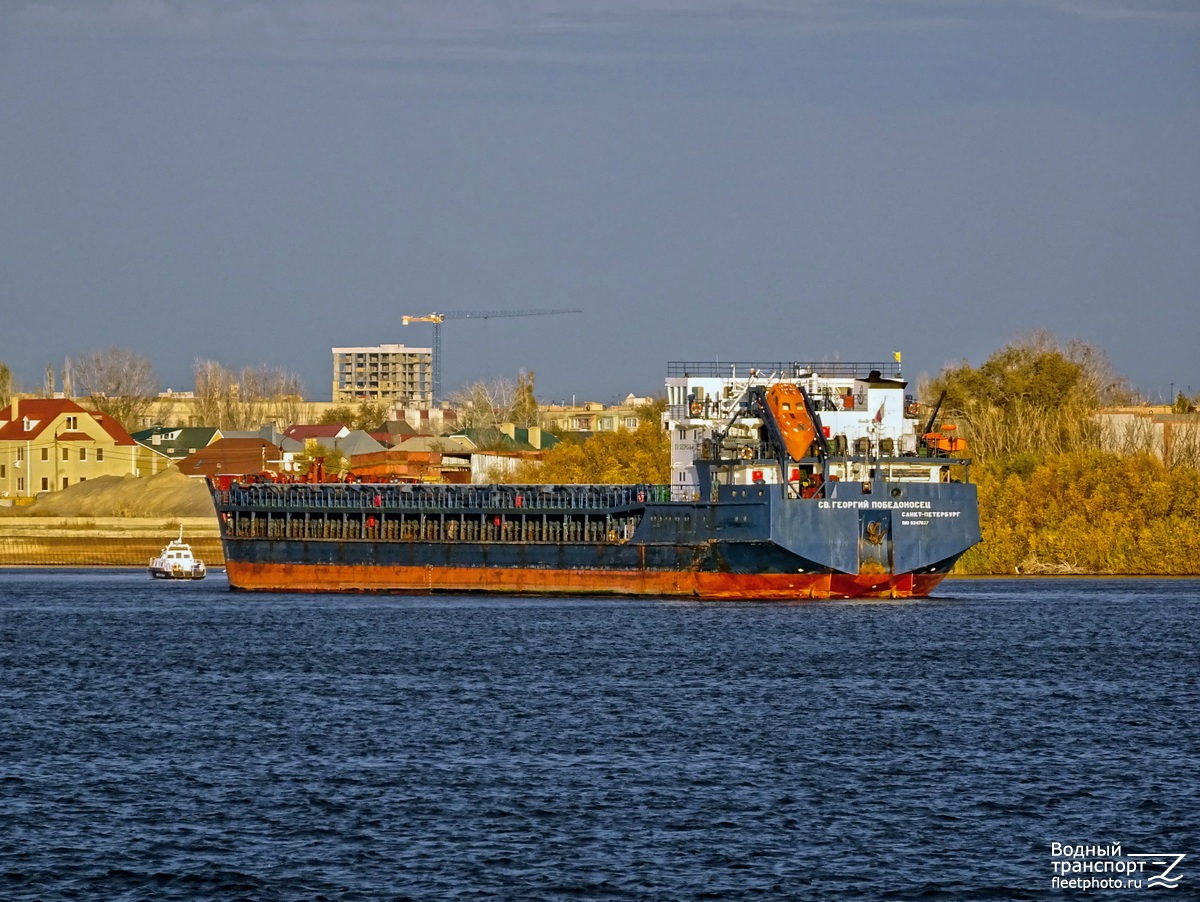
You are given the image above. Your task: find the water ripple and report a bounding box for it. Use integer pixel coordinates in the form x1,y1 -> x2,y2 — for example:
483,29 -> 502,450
1,571 -> 1197,899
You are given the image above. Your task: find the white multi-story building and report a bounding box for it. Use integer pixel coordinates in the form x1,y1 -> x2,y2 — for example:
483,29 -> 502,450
332,344 -> 432,406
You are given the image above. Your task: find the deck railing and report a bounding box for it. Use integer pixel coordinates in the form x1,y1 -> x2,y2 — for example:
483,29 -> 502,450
212,483 -> 674,511
666,360 -> 901,379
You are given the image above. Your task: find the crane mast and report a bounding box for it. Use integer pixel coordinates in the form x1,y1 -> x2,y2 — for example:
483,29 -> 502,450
401,308 -> 581,405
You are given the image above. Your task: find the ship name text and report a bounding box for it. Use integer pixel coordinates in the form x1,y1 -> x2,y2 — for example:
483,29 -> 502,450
818,500 -> 959,515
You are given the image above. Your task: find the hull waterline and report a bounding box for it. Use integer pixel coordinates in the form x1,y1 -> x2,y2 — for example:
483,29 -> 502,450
223,560 -> 951,599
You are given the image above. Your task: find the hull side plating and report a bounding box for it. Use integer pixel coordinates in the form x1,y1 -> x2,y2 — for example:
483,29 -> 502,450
224,559 -> 952,599
211,483 -> 975,600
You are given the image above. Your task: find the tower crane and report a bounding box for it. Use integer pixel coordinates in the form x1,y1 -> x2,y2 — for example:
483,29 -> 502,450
401,308 -> 581,405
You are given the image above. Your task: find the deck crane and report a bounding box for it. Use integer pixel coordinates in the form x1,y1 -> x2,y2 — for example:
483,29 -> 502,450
401,308 -> 581,404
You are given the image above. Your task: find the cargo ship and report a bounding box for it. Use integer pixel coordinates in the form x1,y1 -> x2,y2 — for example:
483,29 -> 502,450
207,360 -> 981,599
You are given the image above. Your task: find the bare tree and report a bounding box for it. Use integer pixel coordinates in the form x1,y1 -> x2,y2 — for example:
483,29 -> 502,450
237,363 -> 305,430
0,361 -> 13,409
1099,414 -> 1159,458
72,346 -> 160,431
193,358 -> 236,427
192,358 -> 305,430
1168,420 -> 1200,470
446,377 -> 518,430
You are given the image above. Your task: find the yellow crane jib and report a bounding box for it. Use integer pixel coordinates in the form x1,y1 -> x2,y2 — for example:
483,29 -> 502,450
400,308 -> 581,403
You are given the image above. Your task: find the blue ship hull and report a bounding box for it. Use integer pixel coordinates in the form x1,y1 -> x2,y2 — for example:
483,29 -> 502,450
209,479 -> 979,598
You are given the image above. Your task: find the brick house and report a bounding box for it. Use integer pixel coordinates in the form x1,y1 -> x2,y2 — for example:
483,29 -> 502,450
175,438 -> 295,479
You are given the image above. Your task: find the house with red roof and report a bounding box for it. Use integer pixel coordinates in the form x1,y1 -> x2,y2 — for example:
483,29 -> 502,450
175,438 -> 298,479
283,423 -> 349,444
0,397 -> 159,502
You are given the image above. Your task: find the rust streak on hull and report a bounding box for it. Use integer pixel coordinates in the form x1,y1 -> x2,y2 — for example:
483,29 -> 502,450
225,562 -> 948,600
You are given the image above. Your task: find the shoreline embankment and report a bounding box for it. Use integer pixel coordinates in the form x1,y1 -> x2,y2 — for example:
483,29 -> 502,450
0,518 -> 223,567
4,518 -> 1195,579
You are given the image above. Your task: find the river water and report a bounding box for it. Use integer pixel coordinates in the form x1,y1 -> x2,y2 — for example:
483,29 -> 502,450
1,571 -> 1196,900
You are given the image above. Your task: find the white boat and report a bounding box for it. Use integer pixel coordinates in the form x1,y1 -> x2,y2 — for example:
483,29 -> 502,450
149,528 -> 207,580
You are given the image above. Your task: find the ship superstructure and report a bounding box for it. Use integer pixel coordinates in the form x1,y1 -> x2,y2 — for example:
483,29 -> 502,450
665,360 -> 963,495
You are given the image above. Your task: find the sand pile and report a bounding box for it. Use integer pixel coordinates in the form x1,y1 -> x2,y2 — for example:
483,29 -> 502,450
17,467 -> 215,518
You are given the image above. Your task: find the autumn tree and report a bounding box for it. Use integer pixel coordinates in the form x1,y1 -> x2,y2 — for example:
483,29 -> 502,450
956,450 -> 1200,576
318,399 -> 390,432
504,397 -> 669,484
319,405 -> 355,427
925,332 -> 1131,461
512,370 -> 539,428
71,346 -> 160,431
294,442 -> 349,480
923,333 -> 1200,576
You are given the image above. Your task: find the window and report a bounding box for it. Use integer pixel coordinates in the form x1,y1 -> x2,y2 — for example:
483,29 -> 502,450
41,448 -> 49,461
17,477 -> 25,492
62,448 -> 69,461
41,477 -> 49,491
61,477 -> 68,490
97,448 -> 104,462
16,447 -> 25,462
0,464 -> 5,477
65,416 -> 78,430
80,448 -> 87,461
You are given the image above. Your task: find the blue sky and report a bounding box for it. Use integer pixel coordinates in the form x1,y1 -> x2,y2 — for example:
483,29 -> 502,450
2,0 -> 1197,405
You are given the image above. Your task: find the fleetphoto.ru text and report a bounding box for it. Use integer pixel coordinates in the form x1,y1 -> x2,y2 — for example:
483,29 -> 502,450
1051,843 -> 1186,892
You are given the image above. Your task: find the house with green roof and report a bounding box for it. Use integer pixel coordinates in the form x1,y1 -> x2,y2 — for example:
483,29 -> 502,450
131,426 -> 223,463
449,424 -> 559,453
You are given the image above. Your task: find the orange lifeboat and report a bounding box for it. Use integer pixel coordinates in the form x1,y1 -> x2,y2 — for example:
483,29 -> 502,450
765,384 -> 819,460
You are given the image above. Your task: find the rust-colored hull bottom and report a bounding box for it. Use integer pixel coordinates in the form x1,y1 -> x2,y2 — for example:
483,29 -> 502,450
224,562 -> 948,600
